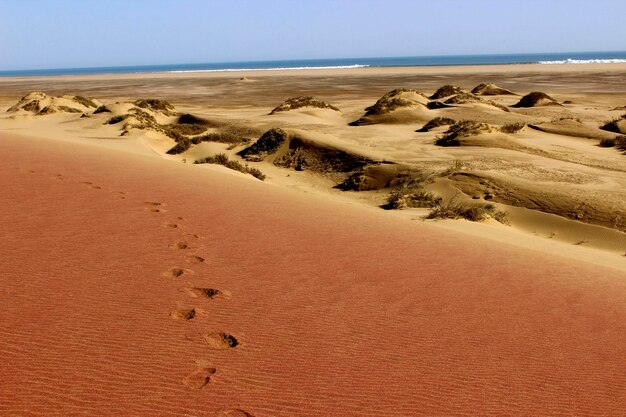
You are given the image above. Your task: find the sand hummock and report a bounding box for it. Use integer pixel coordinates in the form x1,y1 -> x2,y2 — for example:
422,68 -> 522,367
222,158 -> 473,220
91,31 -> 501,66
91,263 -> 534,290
269,96 -> 339,114
349,88 -> 430,125
512,91 -> 561,108
471,82 -> 516,96
429,84 -> 468,99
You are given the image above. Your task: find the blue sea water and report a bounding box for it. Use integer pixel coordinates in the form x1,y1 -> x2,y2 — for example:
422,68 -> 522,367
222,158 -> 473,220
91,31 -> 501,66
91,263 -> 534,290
1,51 -> 625,77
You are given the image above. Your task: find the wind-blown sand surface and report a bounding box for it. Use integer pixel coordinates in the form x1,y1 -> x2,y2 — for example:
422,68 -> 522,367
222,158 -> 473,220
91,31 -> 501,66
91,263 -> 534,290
1,64 -> 626,415
1,132 -> 626,416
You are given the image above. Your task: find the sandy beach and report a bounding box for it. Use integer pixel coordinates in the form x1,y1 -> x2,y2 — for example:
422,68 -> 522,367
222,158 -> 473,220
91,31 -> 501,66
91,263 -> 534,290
1,63 -> 625,416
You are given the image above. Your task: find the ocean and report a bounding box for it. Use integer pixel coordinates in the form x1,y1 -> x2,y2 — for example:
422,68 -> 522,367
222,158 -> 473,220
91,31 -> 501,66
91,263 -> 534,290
1,51 -> 625,77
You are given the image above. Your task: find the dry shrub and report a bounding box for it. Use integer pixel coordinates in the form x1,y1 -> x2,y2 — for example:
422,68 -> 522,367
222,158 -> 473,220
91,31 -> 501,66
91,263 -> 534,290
194,153 -> 265,180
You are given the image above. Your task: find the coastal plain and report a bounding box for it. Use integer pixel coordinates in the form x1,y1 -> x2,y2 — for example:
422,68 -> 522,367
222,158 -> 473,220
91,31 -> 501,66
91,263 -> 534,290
1,63 -> 625,416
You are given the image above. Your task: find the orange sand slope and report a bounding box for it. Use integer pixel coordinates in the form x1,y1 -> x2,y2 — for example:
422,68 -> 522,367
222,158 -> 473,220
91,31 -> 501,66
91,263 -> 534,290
1,133 -> 625,417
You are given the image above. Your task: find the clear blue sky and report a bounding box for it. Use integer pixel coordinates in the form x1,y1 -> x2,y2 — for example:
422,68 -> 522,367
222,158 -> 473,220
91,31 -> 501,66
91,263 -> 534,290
0,0 -> 624,70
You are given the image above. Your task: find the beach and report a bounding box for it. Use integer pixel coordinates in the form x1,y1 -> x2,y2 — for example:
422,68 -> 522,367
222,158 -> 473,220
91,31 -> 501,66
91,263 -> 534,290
1,63 -> 625,416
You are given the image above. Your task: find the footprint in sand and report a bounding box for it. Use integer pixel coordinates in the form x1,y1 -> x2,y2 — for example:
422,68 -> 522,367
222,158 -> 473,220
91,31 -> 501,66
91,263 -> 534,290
186,255 -> 205,264
169,241 -> 190,250
170,305 -> 199,320
112,191 -> 126,200
205,332 -> 239,350
163,222 -> 181,229
182,360 -> 217,389
162,268 -> 194,278
186,287 -> 230,300
82,181 -> 102,190
220,409 -> 255,417
144,201 -> 168,213
51,174 -> 63,180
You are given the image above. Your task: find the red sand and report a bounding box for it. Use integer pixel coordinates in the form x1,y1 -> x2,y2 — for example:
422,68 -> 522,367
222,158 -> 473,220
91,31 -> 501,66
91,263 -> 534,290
1,133 -> 625,416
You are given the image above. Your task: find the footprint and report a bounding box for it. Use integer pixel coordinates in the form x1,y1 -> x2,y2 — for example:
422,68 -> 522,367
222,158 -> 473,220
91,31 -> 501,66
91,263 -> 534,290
205,332 -> 239,350
162,268 -> 194,278
186,287 -> 227,299
186,255 -> 205,264
51,174 -> 63,180
82,182 -> 102,190
164,222 -> 180,229
145,202 -> 167,212
169,242 -> 190,250
112,191 -> 126,200
182,360 -> 216,389
170,306 -> 198,320
220,409 -> 255,417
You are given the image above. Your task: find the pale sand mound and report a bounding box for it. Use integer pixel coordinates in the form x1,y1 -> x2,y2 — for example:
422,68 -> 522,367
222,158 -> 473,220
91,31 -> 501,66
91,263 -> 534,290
529,118 -> 618,140
239,128 -> 373,174
429,84 -> 468,99
512,91 -> 561,108
269,96 -> 339,114
1,133 -> 626,416
6,92 -> 99,115
349,89 -> 431,125
471,83 -> 517,96
449,172 -> 626,231
443,93 -> 510,112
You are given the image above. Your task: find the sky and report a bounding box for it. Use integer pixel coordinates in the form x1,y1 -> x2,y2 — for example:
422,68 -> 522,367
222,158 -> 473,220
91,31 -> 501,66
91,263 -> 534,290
0,0 -> 624,70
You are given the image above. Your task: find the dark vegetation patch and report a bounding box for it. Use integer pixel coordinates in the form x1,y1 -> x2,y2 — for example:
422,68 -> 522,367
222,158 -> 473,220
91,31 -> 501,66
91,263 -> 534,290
269,96 -> 339,114
500,122 -> 526,134
600,135 -> 626,151
94,105 -> 111,114
73,96 -> 98,108
435,120 -> 491,146
134,98 -> 176,114
238,128 -> 288,161
426,101 -> 453,110
22,101 -> 40,112
429,85 -> 466,100
383,181 -> 441,210
194,153 -> 265,180
512,92 -> 559,108
417,117 -> 455,132
427,201 -> 507,223
106,114 -> 130,124
273,137 -> 372,174
600,114 -> 626,133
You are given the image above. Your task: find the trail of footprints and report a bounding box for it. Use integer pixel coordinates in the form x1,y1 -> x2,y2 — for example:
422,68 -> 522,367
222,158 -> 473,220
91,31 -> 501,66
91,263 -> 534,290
142,204 -> 240,392
25,168 -> 243,395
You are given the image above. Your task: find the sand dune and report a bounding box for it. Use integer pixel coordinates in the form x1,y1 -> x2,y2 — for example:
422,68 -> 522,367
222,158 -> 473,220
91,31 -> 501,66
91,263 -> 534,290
1,132 -> 626,417
471,82 -> 517,96
269,96 -> 339,114
350,88 -> 431,125
1,63 -> 626,415
512,91 -> 561,108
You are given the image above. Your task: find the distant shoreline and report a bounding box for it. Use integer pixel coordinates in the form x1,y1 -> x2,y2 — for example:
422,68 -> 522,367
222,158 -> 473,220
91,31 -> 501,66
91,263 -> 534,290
2,51 -> 626,78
